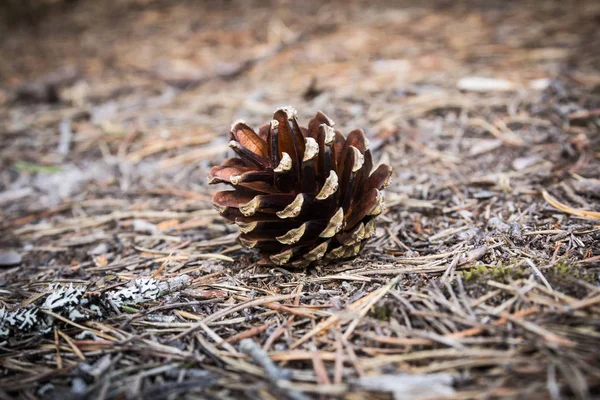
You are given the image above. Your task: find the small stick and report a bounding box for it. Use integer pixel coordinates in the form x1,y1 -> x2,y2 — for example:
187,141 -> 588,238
240,339 -> 310,400
54,328 -> 63,369
241,340 -> 285,382
310,347 -> 331,385
340,335 -> 364,377
57,329 -> 86,361
333,331 -> 344,384
41,309 -> 118,341
224,320 -> 276,344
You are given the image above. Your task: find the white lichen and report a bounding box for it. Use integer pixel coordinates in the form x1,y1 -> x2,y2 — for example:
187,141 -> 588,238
0,274 -> 191,339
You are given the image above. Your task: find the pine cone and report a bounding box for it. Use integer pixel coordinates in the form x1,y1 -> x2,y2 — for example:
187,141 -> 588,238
208,107 -> 392,268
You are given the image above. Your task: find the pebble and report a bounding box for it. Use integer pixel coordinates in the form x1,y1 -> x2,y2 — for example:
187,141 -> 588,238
458,228 -> 481,240
488,217 -> 510,232
0,251 -> 22,267
89,242 -> 110,255
71,377 -> 87,394
457,76 -> 516,92
474,190 -> 496,199
132,219 -> 158,235
512,155 -> 540,170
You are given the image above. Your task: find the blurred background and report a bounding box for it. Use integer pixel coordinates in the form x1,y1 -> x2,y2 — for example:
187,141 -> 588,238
0,0 -> 599,238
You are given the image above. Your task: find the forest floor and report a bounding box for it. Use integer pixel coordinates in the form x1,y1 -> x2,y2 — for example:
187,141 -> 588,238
1,0 -> 599,399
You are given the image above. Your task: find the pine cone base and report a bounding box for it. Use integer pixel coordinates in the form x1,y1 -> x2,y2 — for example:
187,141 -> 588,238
209,107 -> 392,268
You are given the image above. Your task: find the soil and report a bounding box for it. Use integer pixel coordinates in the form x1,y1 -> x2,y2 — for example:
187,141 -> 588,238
1,1 -> 599,399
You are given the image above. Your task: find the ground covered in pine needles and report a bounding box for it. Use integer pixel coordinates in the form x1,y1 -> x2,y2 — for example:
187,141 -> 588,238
1,0 -> 600,399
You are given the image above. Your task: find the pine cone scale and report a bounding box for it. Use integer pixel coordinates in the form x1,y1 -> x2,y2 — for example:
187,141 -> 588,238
231,121 -> 269,158
273,108 -> 305,165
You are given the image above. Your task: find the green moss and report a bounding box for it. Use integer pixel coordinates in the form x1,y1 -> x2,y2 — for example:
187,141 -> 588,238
121,305 -> 139,313
370,305 -> 391,321
460,259 -> 596,285
546,260 -> 596,283
460,261 -> 530,283
457,259 -> 596,302
12,161 -> 61,174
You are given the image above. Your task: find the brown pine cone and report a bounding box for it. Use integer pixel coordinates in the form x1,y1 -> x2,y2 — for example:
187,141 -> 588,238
208,107 -> 392,268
